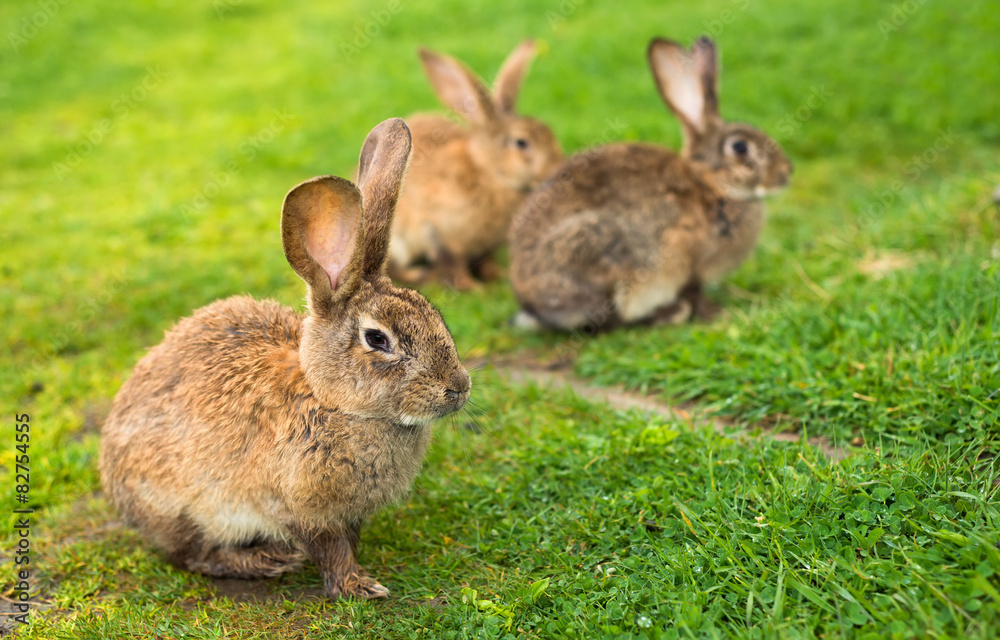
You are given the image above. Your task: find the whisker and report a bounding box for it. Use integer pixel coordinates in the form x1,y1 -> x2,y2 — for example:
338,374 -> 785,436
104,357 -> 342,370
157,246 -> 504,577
460,335 -> 491,353
459,401 -> 503,442
447,409 -> 492,489
466,361 -> 491,374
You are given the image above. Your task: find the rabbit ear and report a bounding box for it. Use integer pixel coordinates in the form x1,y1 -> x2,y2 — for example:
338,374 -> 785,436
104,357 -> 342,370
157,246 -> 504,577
281,176 -> 365,317
492,40 -> 536,114
356,117 -> 412,277
419,47 -> 499,127
648,36 -> 720,142
281,120 -> 411,315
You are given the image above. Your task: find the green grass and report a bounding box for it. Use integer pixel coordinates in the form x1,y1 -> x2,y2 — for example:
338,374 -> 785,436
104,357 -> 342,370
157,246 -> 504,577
2,0 -> 999,637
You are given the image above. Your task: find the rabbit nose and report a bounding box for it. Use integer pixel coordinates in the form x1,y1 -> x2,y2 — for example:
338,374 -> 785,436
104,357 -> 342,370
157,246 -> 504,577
445,370 -> 471,398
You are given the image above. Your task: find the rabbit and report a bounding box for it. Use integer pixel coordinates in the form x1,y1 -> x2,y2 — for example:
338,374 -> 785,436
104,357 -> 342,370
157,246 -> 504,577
508,36 -> 793,331
388,40 -> 563,290
100,118 -> 471,600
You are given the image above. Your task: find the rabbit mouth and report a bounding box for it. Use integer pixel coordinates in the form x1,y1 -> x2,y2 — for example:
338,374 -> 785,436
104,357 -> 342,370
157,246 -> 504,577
724,183 -> 787,200
732,184 -> 785,200
394,414 -> 435,429
753,184 -> 787,198
392,393 -> 468,429
390,386 -> 470,429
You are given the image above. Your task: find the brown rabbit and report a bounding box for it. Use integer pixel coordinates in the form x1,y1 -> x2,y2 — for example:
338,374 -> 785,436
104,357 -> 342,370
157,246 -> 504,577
509,36 -> 792,331
389,40 -> 563,290
100,118 -> 471,600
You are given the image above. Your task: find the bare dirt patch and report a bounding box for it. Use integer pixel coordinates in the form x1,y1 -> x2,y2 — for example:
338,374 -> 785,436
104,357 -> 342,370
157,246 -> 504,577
208,578 -> 324,604
856,250 -> 916,279
489,359 -> 854,461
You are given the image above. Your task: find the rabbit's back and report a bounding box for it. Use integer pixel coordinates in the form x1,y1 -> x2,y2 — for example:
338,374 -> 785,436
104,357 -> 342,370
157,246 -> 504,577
102,296 -> 304,447
512,142 -> 711,291
513,143 -> 706,254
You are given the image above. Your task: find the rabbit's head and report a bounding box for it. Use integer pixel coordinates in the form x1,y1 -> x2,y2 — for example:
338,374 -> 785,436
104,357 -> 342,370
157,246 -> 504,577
648,36 -> 793,200
419,41 -> 563,192
282,119 -> 471,426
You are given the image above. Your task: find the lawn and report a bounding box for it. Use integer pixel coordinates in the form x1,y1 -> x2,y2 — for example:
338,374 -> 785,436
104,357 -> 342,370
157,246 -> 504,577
1,0 -> 999,638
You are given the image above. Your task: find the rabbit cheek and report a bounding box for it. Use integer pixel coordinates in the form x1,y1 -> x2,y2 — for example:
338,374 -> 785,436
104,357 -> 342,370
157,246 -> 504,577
365,362 -> 409,415
736,162 -> 760,190
716,161 -> 760,199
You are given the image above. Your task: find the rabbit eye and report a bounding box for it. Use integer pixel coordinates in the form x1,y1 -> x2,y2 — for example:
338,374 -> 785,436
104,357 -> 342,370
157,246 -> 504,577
364,329 -> 391,353
731,139 -> 749,155
514,138 -> 530,150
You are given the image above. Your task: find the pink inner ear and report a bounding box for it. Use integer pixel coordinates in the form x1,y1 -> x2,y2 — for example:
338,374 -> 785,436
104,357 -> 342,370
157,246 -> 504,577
305,207 -> 358,291
653,48 -> 705,132
670,72 -> 704,130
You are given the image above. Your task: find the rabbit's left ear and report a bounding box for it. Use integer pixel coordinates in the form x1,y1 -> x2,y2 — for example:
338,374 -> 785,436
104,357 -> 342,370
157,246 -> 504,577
281,176 -> 365,317
492,40 -> 536,114
420,47 -> 499,128
648,36 -> 720,140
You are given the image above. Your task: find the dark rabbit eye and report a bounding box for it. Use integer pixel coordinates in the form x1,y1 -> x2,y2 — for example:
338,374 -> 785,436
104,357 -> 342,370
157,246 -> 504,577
365,329 -> 391,353
731,139 -> 749,155
514,138 -> 530,150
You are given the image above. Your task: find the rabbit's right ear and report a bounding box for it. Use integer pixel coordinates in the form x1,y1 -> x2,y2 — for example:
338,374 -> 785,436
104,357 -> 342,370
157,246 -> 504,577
492,40 -> 536,114
419,47 -> 499,127
648,36 -> 720,145
281,176 -> 365,317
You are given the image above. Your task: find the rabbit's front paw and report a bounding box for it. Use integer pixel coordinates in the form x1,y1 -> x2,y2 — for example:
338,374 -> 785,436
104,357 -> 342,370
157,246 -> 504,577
325,572 -> 390,600
352,575 -> 390,600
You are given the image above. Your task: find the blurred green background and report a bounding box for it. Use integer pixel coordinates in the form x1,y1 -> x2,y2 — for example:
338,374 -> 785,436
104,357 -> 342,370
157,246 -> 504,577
1,0 -> 999,637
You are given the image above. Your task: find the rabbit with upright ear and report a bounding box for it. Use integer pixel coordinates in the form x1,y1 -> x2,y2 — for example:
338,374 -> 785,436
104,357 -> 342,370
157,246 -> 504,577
388,40 -> 563,290
100,119 -> 471,600
509,36 -> 793,331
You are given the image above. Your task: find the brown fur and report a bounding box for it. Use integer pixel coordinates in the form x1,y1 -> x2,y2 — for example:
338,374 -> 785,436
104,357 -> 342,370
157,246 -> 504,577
509,37 -> 793,331
100,119 -> 470,600
388,41 -> 563,289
